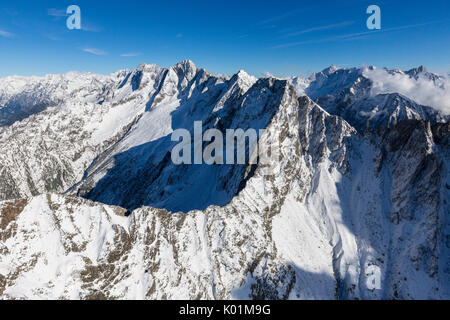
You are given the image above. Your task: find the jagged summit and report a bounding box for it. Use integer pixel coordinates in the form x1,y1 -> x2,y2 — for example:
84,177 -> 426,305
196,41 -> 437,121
174,59 -> 197,68
321,64 -> 340,75
172,59 -> 198,75
407,65 -> 427,74
232,70 -> 258,92
236,69 -> 249,76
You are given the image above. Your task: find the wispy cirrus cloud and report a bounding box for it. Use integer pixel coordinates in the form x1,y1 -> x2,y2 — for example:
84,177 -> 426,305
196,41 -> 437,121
281,21 -> 354,38
81,23 -> 103,33
43,34 -> 63,41
82,48 -> 107,56
257,9 -> 303,26
273,20 -> 448,49
121,52 -> 141,57
47,8 -> 67,17
0,29 -> 14,38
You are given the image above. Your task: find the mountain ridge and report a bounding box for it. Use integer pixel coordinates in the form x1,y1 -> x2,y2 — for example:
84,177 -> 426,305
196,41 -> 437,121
0,60 -> 448,300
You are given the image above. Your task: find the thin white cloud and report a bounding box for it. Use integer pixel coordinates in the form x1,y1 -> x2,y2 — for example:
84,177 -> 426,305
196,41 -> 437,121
0,30 -> 14,38
363,67 -> 450,115
81,24 -> 103,33
44,34 -> 62,41
47,8 -> 67,17
82,48 -> 107,56
282,21 -> 354,38
121,52 -> 141,57
176,33 -> 183,38
258,9 -> 303,26
273,20 -> 448,48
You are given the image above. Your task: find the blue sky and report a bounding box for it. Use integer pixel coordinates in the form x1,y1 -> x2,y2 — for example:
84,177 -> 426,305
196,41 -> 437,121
0,0 -> 449,77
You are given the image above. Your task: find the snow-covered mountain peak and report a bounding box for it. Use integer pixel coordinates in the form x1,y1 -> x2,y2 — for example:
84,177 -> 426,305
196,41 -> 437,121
233,70 -> 258,92
406,65 -> 427,76
322,64 -> 340,75
172,59 -> 198,77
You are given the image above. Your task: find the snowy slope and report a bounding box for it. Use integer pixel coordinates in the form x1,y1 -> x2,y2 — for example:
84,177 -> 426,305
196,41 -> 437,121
0,61 -> 203,202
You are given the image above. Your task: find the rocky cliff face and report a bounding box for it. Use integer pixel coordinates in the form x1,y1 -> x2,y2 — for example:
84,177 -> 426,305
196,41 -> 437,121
0,61 -> 448,299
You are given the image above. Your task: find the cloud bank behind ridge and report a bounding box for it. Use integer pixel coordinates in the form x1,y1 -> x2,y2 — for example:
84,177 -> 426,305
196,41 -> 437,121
363,67 -> 450,115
